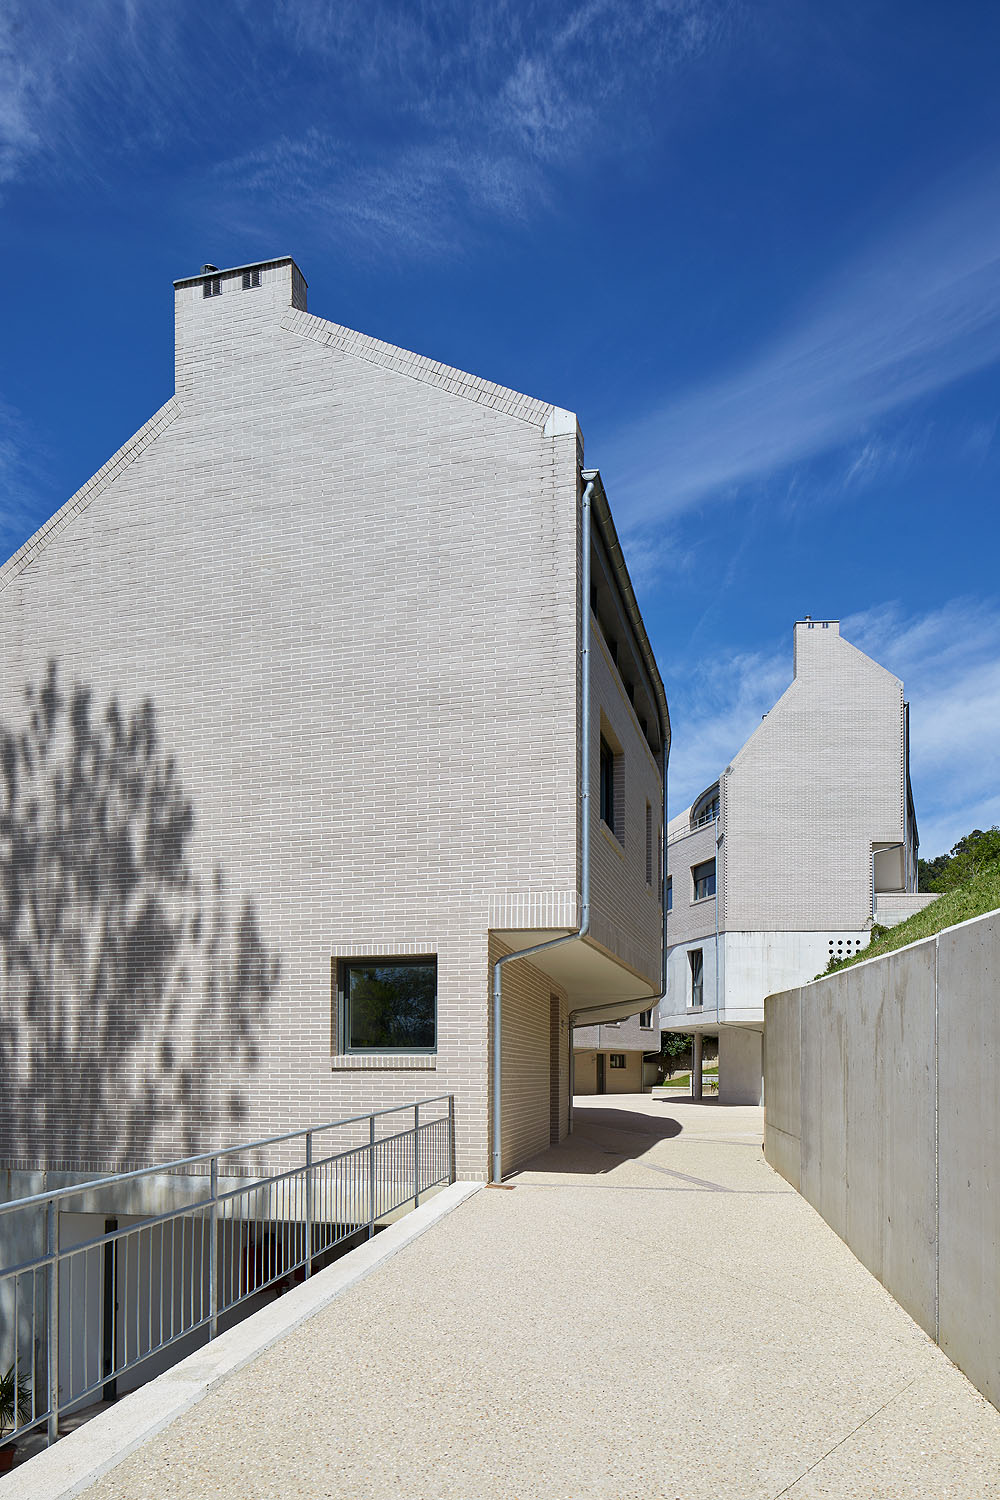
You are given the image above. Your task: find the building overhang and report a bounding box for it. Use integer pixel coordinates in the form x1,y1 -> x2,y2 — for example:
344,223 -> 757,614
493,928 -> 658,1020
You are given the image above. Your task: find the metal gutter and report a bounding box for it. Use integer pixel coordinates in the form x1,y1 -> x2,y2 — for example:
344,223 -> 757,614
569,473 -> 670,1061
585,469 -> 670,761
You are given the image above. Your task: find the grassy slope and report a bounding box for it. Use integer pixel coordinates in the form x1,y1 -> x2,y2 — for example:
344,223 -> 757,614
824,858 -> 1000,977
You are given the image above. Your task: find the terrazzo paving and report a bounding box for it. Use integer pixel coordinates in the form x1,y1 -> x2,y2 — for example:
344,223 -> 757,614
79,1094 -> 1000,1499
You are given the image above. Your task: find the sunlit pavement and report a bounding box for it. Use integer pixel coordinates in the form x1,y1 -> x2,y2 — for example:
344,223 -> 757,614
80,1094 -> 1000,1500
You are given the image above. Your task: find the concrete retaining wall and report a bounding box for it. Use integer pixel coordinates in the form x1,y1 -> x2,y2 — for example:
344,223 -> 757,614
763,909 -> 1000,1408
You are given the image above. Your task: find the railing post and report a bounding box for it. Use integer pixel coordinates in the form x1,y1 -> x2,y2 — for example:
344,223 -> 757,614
413,1102 -> 421,1208
209,1155 -> 219,1340
304,1131 -> 314,1278
448,1095 -> 456,1184
46,1198 -> 59,1446
368,1115 -> 376,1239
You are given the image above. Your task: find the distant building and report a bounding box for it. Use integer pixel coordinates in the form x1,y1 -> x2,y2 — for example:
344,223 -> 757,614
573,1008 -> 660,1095
659,618 -> 936,1103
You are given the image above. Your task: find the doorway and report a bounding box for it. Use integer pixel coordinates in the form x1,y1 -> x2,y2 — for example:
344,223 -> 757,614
596,1053 -> 606,1094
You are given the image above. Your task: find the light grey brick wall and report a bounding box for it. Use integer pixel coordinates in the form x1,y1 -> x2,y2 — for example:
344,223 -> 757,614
588,627 -> 663,989
0,257 -> 661,1183
723,623 -> 905,932
664,821 -> 720,948
662,619 -> 912,1034
573,1011 -> 658,1054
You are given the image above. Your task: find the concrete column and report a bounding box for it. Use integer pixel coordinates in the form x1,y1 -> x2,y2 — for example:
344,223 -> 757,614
718,1027 -> 763,1106
692,1032 -> 703,1100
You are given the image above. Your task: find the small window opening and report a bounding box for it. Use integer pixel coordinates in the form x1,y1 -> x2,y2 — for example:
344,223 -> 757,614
692,859 -> 716,902
599,736 -> 617,835
203,277 -> 222,298
609,1053 -> 627,1069
645,803 -> 653,886
242,268 -> 261,289
689,950 -> 704,1008
639,1009 -> 653,1028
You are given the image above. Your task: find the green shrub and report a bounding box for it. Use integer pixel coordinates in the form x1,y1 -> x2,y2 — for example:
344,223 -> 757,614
816,853 -> 1000,980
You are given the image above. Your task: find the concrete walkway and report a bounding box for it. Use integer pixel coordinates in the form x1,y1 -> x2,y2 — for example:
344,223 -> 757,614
81,1096 -> 1000,1499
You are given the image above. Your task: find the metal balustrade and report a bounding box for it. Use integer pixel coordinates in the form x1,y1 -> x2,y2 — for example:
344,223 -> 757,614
0,1095 -> 455,1448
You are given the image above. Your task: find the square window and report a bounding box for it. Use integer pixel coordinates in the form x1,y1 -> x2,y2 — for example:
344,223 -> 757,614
339,959 -> 436,1052
609,1053 -> 627,1069
242,268 -> 261,289
692,859 -> 716,901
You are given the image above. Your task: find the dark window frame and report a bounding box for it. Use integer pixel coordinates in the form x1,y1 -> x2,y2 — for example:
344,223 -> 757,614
689,949 -> 704,1008
599,735 -> 617,835
336,957 -> 437,1054
609,1053 -> 627,1069
692,859 -> 716,902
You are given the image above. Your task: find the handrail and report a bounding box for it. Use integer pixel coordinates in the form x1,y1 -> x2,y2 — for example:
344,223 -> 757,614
0,1094 -> 453,1217
0,1097 -> 455,1450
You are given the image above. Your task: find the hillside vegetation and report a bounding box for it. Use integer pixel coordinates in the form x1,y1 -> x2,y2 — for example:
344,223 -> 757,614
823,828 -> 1000,977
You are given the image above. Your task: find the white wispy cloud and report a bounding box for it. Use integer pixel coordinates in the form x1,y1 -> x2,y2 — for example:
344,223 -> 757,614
211,0 -> 740,251
0,397 -> 46,556
0,11 -> 40,182
1,1 -> 740,247
0,2 -> 246,187
610,165 -> 1000,524
665,600 -> 1000,856
665,642 -> 791,816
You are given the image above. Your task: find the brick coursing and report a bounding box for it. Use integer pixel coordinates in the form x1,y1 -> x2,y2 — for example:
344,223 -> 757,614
0,259 -> 662,1183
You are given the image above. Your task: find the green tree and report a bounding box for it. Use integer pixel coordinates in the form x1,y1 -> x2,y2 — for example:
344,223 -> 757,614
919,827 -> 1000,893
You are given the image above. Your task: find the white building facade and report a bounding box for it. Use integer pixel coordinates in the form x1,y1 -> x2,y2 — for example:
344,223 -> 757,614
660,618 -> 935,1103
0,256 -> 669,1193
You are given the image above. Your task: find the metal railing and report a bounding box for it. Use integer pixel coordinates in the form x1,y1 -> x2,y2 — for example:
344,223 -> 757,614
0,1095 -> 454,1448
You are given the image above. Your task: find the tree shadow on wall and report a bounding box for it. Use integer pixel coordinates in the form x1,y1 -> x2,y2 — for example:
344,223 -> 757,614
0,663 -> 280,1170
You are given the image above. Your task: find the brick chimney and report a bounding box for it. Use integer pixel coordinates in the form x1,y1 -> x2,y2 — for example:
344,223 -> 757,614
172,257 -> 308,399
792,617 -> 840,677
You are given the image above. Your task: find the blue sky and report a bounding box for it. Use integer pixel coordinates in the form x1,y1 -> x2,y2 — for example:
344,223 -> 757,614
1,0 -> 999,856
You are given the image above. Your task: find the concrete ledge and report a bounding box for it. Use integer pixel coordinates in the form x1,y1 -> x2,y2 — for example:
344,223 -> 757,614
4,1180 -> 481,1500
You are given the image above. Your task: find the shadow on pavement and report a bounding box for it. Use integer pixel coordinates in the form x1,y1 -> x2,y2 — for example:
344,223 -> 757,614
512,1101 -> 683,1177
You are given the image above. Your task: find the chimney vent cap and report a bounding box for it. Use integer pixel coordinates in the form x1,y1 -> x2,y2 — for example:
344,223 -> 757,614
201,263 -> 219,273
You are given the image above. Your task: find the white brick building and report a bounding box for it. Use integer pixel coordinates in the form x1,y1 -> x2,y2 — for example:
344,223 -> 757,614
660,618 -> 934,1103
0,256 -> 669,1186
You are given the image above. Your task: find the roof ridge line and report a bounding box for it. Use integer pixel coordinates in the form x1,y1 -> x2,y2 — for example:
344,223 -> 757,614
0,397 -> 181,596
280,308 -> 569,430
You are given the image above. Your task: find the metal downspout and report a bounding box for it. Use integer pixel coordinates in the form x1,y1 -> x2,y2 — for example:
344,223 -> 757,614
715,814 -> 721,1020
490,478 -> 595,1184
